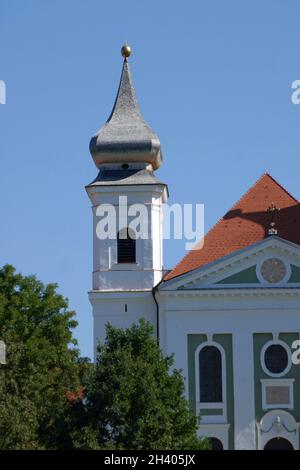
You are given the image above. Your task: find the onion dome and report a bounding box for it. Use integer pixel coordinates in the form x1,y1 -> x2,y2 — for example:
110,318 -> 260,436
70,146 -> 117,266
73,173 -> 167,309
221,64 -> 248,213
89,45 -> 162,171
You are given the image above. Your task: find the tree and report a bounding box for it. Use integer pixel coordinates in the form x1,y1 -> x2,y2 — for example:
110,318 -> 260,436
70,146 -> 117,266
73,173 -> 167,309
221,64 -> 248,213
0,264 -> 89,449
0,266 -> 209,450
84,320 -> 209,450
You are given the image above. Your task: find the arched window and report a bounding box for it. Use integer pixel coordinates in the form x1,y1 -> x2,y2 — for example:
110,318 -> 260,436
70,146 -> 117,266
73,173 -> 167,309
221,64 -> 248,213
264,437 -> 293,451
117,228 -> 136,264
209,437 -> 224,450
199,345 -> 222,403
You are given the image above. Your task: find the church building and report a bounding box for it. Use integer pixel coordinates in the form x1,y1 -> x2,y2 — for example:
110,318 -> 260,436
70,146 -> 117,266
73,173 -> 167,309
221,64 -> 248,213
86,46 -> 300,450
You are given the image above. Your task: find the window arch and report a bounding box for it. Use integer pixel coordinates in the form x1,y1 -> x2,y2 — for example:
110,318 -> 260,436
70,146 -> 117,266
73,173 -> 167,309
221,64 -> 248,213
258,410 -> 298,450
209,437 -> 224,450
264,437 -> 293,451
199,345 -> 223,403
195,340 -> 226,416
117,228 -> 136,264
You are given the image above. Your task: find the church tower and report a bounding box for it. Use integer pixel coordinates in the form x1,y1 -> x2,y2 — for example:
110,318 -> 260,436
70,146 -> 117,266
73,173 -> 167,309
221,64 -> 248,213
86,46 -> 168,355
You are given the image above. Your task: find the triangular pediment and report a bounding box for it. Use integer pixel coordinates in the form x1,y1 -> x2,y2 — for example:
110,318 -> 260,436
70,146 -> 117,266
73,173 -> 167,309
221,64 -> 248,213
160,237 -> 300,290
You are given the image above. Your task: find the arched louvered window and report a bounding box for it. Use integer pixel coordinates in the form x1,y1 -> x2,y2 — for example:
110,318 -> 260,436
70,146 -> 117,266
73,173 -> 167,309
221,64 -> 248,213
199,345 -> 223,403
117,228 -> 136,264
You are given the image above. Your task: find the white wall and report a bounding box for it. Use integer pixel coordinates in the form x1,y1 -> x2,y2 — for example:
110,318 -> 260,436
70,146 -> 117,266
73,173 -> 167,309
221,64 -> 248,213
89,291 -> 157,358
87,184 -> 167,291
158,290 -> 300,449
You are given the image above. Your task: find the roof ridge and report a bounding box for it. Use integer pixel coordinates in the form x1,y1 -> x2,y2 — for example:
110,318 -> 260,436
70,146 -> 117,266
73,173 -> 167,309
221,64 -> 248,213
229,172 -> 298,212
262,172 -> 299,204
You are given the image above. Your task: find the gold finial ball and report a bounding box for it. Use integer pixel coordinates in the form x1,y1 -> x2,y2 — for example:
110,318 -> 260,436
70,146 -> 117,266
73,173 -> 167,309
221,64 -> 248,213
121,44 -> 131,59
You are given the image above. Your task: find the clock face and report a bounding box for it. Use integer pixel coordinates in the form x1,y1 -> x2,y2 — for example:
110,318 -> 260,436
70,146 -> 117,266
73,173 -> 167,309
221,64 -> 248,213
261,258 -> 287,284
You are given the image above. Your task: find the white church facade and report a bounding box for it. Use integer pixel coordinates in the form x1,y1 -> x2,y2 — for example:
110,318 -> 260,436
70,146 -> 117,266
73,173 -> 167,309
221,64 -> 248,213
86,47 -> 300,450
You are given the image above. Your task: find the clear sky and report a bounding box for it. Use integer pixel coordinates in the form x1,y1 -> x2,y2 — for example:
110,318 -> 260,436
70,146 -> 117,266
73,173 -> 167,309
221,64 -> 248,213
1,0 -> 300,359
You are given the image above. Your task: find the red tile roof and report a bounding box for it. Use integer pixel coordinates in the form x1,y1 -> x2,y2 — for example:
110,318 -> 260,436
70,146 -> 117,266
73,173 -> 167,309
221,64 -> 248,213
164,173 -> 300,281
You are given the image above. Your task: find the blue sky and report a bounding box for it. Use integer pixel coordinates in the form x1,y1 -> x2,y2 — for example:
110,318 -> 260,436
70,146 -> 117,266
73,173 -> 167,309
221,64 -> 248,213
1,0 -> 300,359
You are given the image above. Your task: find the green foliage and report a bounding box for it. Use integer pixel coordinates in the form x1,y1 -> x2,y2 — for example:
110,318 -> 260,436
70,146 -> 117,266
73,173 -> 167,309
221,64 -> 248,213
0,264 -> 89,449
84,320 -> 209,450
0,265 -> 209,450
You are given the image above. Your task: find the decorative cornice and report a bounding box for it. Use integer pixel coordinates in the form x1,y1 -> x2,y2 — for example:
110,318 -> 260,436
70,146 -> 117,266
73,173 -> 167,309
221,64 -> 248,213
158,287 -> 300,298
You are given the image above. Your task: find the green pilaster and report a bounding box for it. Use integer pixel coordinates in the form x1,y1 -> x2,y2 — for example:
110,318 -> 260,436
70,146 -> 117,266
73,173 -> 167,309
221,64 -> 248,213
253,332 -> 300,449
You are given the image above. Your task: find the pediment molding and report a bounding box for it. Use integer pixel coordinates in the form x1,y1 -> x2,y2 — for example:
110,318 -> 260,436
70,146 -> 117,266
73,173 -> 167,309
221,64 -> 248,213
160,237 -> 300,291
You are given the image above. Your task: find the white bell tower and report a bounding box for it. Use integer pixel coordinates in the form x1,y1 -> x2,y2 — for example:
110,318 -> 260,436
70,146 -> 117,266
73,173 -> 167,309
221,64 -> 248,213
86,46 -> 168,357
